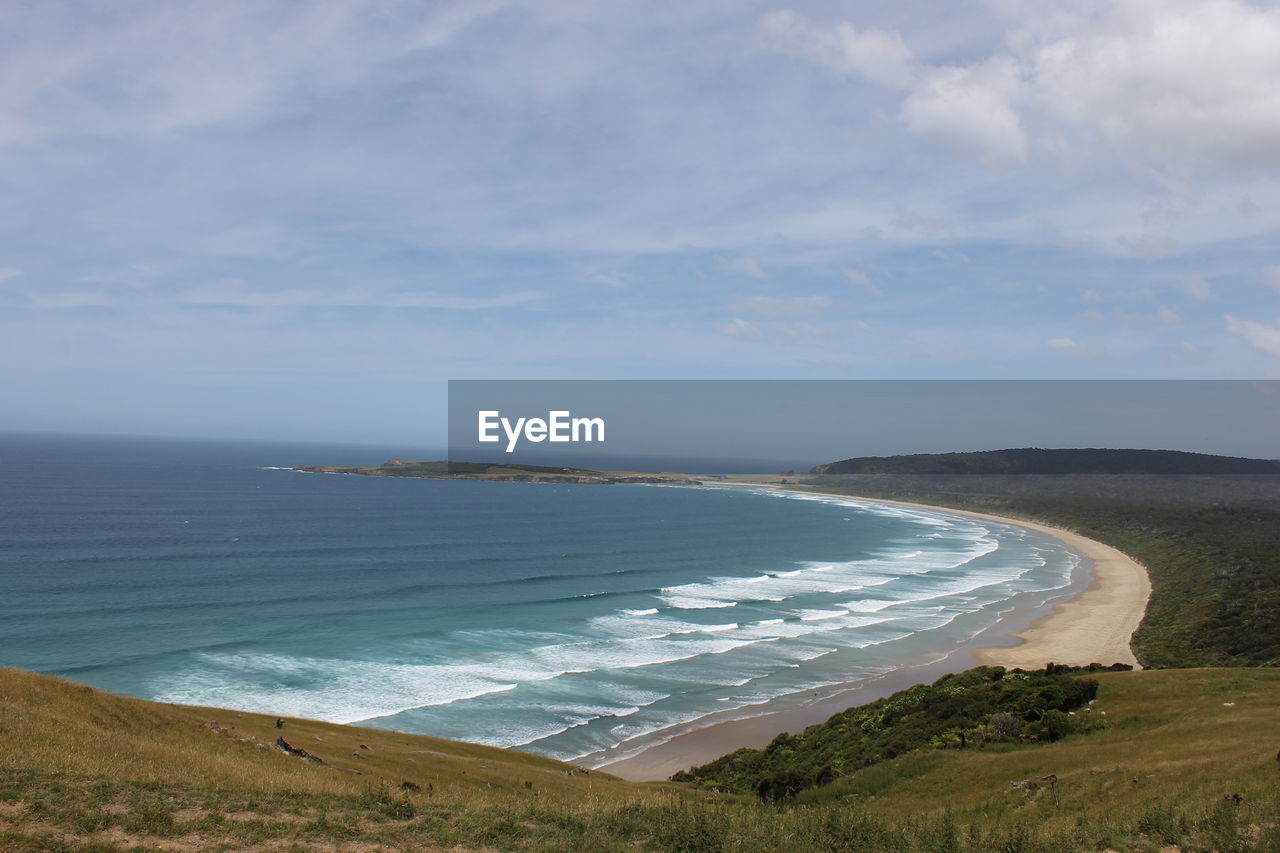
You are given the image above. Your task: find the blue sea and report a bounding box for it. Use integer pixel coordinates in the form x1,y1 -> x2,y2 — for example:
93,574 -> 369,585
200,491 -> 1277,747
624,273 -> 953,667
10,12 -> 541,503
0,433 -> 1079,764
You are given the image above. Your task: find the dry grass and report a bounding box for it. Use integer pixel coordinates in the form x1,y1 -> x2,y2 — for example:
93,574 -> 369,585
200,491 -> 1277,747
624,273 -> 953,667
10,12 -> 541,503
2,666 -> 1277,851
806,668 -> 1280,839
0,667 -> 666,807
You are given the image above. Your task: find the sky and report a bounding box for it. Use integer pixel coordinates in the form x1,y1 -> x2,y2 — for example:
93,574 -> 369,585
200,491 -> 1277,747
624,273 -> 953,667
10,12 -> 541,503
2,0 -> 1279,444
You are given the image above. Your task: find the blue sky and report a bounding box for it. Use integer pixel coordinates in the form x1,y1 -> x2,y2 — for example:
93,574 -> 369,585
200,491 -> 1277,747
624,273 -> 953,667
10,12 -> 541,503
2,1 -> 1279,444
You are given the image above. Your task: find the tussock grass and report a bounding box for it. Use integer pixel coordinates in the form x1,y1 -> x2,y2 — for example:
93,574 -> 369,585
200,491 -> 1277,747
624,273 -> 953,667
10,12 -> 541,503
2,666 -> 1278,851
0,666 -> 649,806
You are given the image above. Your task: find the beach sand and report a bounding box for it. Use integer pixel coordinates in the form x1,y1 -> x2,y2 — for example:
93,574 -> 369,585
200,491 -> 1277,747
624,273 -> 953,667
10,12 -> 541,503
594,489 -> 1150,782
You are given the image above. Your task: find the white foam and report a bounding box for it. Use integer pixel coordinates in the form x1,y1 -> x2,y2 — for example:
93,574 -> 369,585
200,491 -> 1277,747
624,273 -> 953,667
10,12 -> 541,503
797,609 -> 848,621
657,534 -> 999,611
841,598 -> 897,613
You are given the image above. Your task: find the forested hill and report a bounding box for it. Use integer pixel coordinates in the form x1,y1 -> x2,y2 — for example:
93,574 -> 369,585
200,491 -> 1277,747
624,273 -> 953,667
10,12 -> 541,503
812,447 -> 1280,476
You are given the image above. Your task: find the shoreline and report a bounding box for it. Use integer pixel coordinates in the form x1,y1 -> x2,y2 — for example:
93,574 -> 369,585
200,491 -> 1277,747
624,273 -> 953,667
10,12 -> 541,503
592,487 -> 1150,782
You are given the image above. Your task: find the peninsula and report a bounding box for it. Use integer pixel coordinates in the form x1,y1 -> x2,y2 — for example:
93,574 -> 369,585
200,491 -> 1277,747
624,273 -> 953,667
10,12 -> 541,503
292,458 -> 703,485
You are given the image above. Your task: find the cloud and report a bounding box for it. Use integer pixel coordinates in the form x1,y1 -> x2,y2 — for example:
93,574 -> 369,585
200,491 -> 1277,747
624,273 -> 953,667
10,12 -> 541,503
1045,336 -> 1085,354
0,267 -> 23,283
1264,265 -> 1280,290
842,267 -> 881,295
1177,276 -> 1213,301
722,257 -> 770,279
177,282 -> 542,310
11,275 -> 541,311
1225,315 -> 1280,359
900,58 -> 1028,167
1156,306 -> 1180,325
1027,0 -> 1280,169
766,1 -> 1280,174
725,295 -> 832,317
590,272 -> 627,288
0,2 -> 508,146
759,9 -> 914,88
717,318 -> 763,340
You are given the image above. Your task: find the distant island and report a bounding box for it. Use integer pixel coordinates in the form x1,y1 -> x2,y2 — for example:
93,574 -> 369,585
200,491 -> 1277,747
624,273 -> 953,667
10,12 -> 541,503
812,447 -> 1280,475
293,458 -> 703,485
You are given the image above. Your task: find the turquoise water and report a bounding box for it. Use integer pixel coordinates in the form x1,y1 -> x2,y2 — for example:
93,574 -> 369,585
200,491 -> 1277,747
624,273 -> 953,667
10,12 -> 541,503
0,433 -> 1077,762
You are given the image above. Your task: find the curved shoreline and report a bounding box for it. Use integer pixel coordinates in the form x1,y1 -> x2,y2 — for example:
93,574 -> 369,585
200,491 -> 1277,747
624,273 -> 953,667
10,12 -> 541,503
593,488 -> 1150,782
834,493 -> 1149,671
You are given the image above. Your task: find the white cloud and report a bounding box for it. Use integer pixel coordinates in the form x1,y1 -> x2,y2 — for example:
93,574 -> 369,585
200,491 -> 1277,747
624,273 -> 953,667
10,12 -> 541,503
1027,0 -> 1280,169
717,318 -> 763,340
588,272 -> 626,288
767,0 -> 1280,176
723,257 -> 770,279
0,2 -> 508,146
14,276 -> 541,311
1045,336 -> 1084,353
177,282 -> 541,310
842,267 -> 881,295
1156,306 -> 1180,325
1177,276 -> 1213,301
0,267 -> 23,283
725,295 -> 832,317
1225,315 -> 1280,359
1263,265 -> 1280,290
759,10 -> 915,89
900,58 -> 1028,167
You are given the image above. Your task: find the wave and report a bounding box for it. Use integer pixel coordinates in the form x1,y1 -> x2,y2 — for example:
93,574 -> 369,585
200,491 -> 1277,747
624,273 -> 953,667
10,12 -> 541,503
657,535 -> 1000,611
147,487 -> 1079,760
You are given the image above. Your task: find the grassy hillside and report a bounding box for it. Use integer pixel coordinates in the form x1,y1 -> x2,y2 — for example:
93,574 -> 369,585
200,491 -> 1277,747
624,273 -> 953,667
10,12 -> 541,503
801,667 -> 1280,844
3,667 -> 1279,851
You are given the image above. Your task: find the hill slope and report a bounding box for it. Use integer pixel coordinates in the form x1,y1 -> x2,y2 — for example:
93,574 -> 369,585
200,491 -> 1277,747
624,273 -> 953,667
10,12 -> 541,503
2,667 -> 1279,851
813,447 -> 1280,475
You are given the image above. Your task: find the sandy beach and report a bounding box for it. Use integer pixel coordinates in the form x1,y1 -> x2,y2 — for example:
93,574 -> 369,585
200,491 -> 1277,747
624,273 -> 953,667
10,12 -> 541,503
595,488 -> 1151,782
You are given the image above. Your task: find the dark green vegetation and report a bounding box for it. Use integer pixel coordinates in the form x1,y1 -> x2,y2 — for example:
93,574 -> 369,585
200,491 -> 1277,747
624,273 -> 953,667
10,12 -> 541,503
675,665 -> 1115,801
802,469 -> 1280,668
813,447 -> 1280,476
293,458 -> 702,484
4,667 -> 1279,851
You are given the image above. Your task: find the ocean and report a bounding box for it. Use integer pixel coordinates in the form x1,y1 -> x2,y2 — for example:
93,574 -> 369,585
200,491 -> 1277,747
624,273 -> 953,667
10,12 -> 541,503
0,432 -> 1079,764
